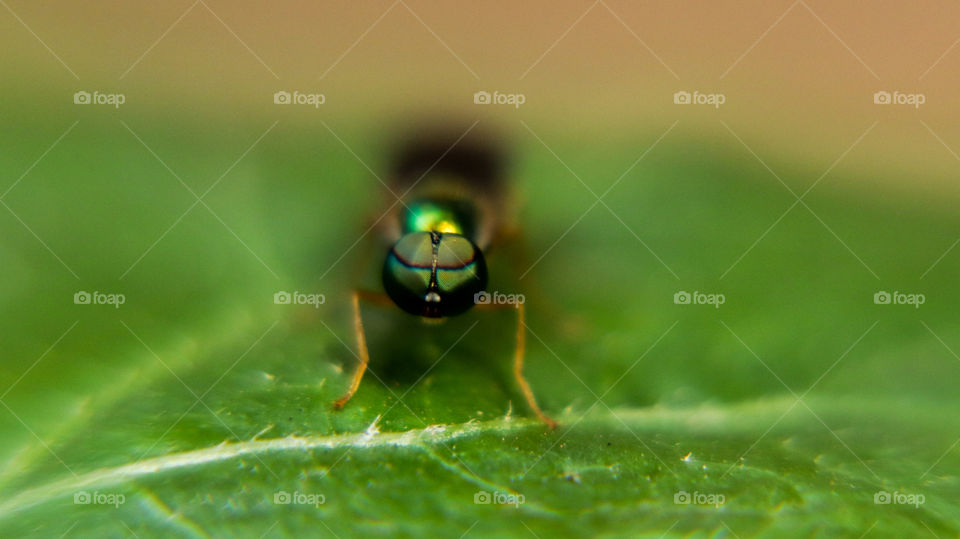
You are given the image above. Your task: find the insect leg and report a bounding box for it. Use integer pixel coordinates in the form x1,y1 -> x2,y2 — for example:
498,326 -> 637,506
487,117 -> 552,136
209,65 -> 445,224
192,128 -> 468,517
476,301 -> 557,428
332,290 -> 391,410
512,301 -> 558,429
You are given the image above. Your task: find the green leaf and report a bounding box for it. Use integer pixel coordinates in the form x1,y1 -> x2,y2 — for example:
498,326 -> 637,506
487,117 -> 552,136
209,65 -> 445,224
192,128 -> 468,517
1,116 -> 958,537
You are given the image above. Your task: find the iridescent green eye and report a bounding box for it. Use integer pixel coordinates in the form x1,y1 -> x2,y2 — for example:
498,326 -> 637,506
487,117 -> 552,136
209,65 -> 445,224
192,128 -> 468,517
382,231 -> 487,318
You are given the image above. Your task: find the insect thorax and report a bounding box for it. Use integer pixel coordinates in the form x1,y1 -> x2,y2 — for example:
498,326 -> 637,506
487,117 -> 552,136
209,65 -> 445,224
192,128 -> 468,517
402,198 -> 479,241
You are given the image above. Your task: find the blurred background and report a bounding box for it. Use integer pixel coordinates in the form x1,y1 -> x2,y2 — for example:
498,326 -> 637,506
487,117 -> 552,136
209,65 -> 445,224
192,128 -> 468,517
1,1 -> 960,536
4,0 -> 960,182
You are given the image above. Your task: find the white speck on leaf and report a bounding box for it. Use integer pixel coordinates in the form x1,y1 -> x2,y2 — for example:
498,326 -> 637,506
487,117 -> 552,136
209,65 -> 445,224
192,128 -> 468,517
363,416 -> 382,439
424,424 -> 446,435
252,424 -> 274,440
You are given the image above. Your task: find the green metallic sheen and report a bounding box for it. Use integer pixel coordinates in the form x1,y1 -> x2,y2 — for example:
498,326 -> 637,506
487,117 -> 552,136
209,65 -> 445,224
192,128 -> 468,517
402,199 -> 478,240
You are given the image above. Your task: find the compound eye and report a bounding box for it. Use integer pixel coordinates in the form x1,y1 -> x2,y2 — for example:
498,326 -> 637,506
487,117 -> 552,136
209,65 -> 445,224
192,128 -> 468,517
384,232 -> 434,296
382,232 -> 487,317
433,235 -> 485,308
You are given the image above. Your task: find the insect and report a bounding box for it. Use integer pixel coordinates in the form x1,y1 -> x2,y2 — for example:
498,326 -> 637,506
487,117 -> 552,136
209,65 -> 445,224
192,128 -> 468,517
331,125 -> 557,428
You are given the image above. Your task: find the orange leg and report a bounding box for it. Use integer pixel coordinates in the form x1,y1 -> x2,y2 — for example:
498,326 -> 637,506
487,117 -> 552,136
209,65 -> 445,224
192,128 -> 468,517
477,301 -> 557,429
332,290 -> 392,410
